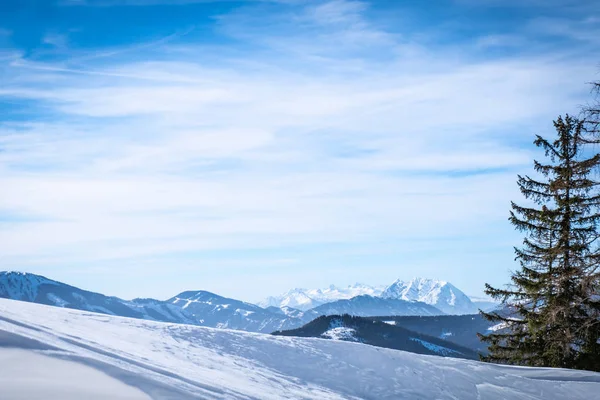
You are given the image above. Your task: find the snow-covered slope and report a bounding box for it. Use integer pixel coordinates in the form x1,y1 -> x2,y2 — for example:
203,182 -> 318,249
310,295 -> 444,317
382,278 -> 478,315
1,299 -> 599,400
0,348 -> 151,400
259,283 -> 384,311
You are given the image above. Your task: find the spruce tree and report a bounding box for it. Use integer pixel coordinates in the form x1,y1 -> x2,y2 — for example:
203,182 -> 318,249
479,115 -> 600,371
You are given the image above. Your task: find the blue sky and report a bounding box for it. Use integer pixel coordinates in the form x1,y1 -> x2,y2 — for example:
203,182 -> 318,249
0,0 -> 599,302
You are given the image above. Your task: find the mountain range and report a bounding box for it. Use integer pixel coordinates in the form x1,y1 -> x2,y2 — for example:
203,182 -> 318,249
0,271 -> 497,335
0,271 -> 300,333
262,278 -> 494,315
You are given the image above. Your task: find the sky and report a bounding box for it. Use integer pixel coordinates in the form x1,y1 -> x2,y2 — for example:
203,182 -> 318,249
0,0 -> 599,303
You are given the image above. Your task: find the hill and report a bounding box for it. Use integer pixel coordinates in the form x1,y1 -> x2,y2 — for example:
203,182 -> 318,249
273,314 -> 480,359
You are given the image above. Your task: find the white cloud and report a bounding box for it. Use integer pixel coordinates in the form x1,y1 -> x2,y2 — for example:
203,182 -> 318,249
0,0 -> 598,297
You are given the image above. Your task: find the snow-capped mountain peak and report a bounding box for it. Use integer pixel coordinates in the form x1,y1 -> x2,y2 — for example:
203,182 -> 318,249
381,278 -> 478,315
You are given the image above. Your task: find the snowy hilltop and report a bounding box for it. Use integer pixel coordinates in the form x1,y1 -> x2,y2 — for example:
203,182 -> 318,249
274,314 -> 481,359
1,298 -> 599,399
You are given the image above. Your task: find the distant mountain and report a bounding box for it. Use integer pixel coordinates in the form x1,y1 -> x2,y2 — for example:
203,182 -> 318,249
0,271 -> 194,324
259,288 -> 323,311
273,314 -> 479,360
381,278 -> 478,315
167,290 -> 310,332
258,283 -> 385,311
0,271 -> 307,333
310,295 -> 444,317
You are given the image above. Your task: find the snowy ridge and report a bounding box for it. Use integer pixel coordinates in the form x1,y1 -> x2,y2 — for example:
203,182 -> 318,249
0,271 -> 58,301
0,271 -> 198,325
1,299 -> 599,400
166,290 -> 311,332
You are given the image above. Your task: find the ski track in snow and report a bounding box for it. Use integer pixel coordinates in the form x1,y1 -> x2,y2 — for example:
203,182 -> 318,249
1,298 -> 600,400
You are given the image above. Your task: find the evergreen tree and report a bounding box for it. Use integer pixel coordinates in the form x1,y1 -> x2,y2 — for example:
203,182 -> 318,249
479,115 -> 600,371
